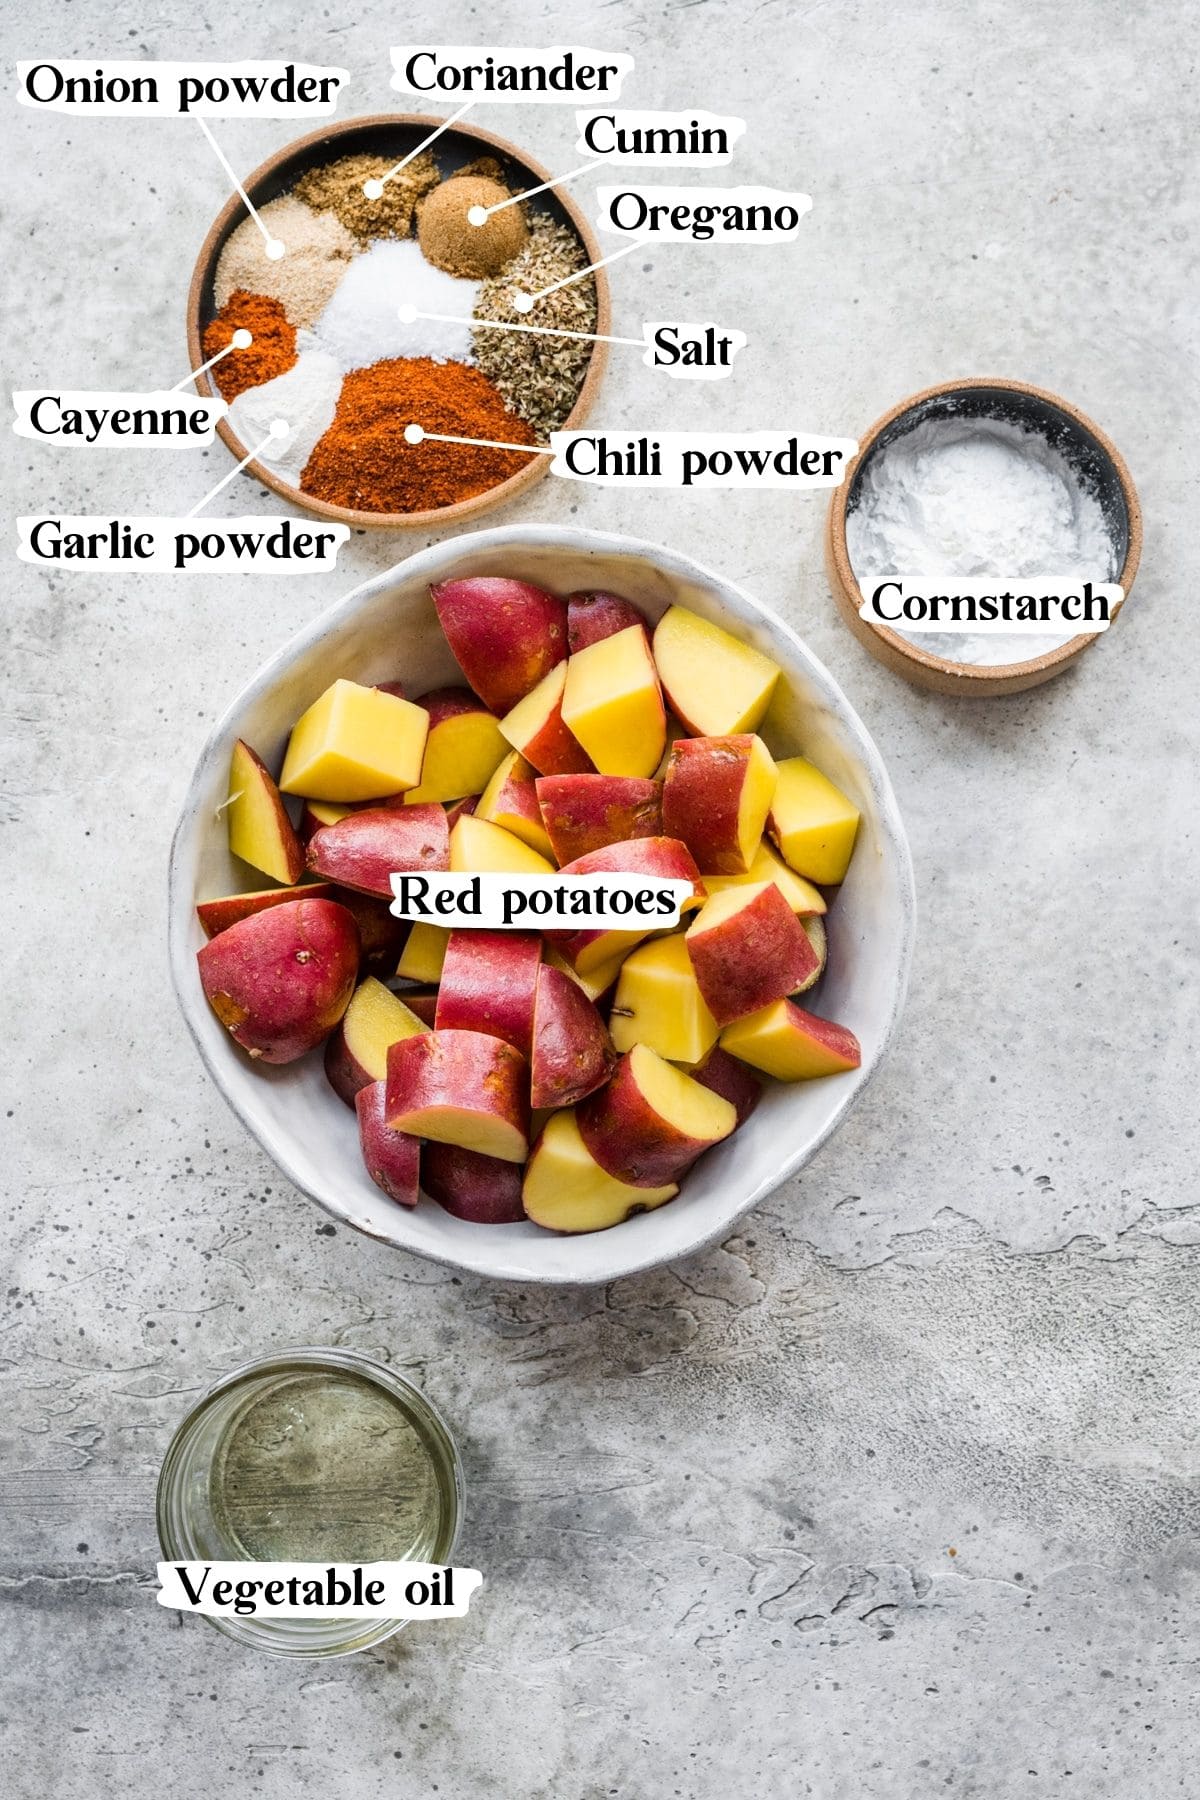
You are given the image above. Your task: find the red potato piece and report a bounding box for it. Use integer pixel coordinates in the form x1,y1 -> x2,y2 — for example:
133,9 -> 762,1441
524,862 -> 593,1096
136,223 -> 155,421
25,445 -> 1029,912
386,1029 -> 530,1163
306,804 -> 450,897
226,739 -> 305,886
355,1081 -> 420,1207
374,680 -> 407,699
522,1109 -> 678,1233
444,794 -> 479,830
535,773 -> 662,865
196,882 -> 333,937
690,1045 -> 762,1127
577,1043 -> 737,1188
431,577 -> 567,715
684,881 -> 820,1026
566,590 -> 647,654
197,897 -> 359,1064
499,663 -> 593,776
404,687 -> 507,804
545,836 -> 704,973
421,1142 -> 526,1224
298,800 -> 354,845
530,964 -> 615,1110
661,734 -> 778,875
476,751 -> 554,860
324,977 -> 428,1106
434,930 -> 542,1056
720,998 -> 861,1080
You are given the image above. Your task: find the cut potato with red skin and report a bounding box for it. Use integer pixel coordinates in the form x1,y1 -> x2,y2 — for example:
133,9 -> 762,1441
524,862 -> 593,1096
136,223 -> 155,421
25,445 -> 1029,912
197,882 -> 333,938
227,740 -> 305,885
402,687 -> 507,804
535,773 -> 662,865
701,839 -> 826,916
685,881 -> 820,1026
325,887 -> 408,976
690,1045 -> 762,1127
374,680 -> 407,699
544,945 -> 629,1004
431,577 -> 567,715
793,914 -> 827,995
530,964 -> 615,1109
720,999 -> 861,1080
299,799 -> 354,845
499,662 -> 593,776
608,931 -> 719,1065
767,757 -> 860,886
386,1029 -> 530,1163
651,605 -> 780,737
443,794 -> 479,830
561,625 -> 666,779
197,897 -> 359,1064
522,1109 -> 678,1233
566,590 -> 647,654
306,803 -> 449,897
324,976 -> 428,1106
434,930 -> 541,1056
421,1142 -> 526,1224
355,1081 -> 420,1208
546,836 -> 704,973
661,734 -> 778,875
476,751 -> 554,860
577,1043 -> 736,1187
449,812 -> 555,875
280,679 -> 429,802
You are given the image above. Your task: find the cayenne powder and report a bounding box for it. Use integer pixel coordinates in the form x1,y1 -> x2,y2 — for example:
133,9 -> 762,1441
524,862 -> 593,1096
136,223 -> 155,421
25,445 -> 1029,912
301,356 -> 538,513
203,291 -> 297,402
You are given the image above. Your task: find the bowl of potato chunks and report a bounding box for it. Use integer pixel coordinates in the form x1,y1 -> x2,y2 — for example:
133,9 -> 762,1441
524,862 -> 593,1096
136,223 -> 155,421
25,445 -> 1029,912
169,526 -> 915,1284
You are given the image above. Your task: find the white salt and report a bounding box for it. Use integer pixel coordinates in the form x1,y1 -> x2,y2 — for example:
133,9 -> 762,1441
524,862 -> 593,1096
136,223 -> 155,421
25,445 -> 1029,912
845,416 -> 1117,666
225,332 -> 342,484
313,240 -> 481,371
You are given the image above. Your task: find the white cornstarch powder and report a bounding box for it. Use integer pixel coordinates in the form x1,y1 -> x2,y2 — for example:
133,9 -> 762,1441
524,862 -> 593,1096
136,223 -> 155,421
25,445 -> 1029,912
313,239 -> 481,372
226,333 -> 342,483
846,416 -> 1117,666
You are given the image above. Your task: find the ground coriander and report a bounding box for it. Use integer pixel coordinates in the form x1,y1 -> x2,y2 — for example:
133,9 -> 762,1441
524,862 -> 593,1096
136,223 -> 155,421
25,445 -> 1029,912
294,151 -> 440,245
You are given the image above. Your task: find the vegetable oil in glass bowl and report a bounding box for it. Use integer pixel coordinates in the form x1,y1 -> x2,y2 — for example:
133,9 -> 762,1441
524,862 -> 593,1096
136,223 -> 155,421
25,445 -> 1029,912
157,1348 -> 463,1656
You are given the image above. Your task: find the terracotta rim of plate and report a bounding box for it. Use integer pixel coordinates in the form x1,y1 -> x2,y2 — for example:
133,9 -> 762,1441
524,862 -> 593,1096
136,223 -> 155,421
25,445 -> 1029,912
825,377 -> 1143,696
186,113 -> 611,530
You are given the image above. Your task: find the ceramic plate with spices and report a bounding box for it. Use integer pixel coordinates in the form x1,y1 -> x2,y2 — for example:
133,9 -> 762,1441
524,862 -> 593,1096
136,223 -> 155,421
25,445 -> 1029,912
188,115 -> 610,529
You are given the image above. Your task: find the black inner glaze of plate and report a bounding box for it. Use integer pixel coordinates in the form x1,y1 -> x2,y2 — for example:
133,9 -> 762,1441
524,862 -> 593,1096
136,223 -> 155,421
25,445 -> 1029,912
197,119 -> 586,327
845,386 -> 1130,578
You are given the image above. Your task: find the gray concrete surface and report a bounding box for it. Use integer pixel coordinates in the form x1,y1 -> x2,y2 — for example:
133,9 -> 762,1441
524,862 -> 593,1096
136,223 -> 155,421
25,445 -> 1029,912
2,2 -> 1197,1794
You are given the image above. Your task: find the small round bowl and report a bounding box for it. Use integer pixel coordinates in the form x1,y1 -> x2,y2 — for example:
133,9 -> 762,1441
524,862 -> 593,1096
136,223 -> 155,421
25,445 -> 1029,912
168,525 -> 915,1287
187,113 -> 610,530
156,1347 -> 463,1658
826,378 -> 1142,696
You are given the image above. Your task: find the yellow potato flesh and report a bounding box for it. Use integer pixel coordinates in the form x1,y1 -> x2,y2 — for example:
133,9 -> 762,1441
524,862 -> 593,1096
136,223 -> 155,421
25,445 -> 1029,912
768,758 -> 860,886
396,923 -> 450,983
652,606 -> 780,735
227,741 -> 296,884
280,679 -> 429,802
610,933 -> 719,1065
523,1110 -> 677,1232
403,711 -> 507,804
561,626 -> 665,778
449,813 -> 555,875
343,978 -> 427,1080
477,752 -> 556,859
629,1043 -> 736,1140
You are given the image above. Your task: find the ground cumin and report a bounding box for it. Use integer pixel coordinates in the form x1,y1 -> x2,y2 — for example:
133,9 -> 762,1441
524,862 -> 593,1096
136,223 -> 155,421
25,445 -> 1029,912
301,357 -> 538,513
203,292 -> 297,401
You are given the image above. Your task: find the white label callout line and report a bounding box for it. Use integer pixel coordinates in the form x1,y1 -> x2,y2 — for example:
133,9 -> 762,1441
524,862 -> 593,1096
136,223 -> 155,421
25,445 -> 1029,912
196,116 -> 284,258
187,421 -> 287,516
170,329 -> 252,392
367,99 -> 475,195
397,304 -> 644,350
512,236 -> 647,311
403,423 -> 553,455
471,157 -> 608,220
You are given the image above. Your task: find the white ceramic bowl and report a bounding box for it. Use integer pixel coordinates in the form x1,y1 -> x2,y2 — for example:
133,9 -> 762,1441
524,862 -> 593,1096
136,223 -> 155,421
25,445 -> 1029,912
169,526 -> 916,1285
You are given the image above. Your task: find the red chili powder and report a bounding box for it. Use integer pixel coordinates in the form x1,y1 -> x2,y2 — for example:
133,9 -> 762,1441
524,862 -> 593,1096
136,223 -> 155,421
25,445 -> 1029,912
301,356 -> 538,513
202,291 -> 297,402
